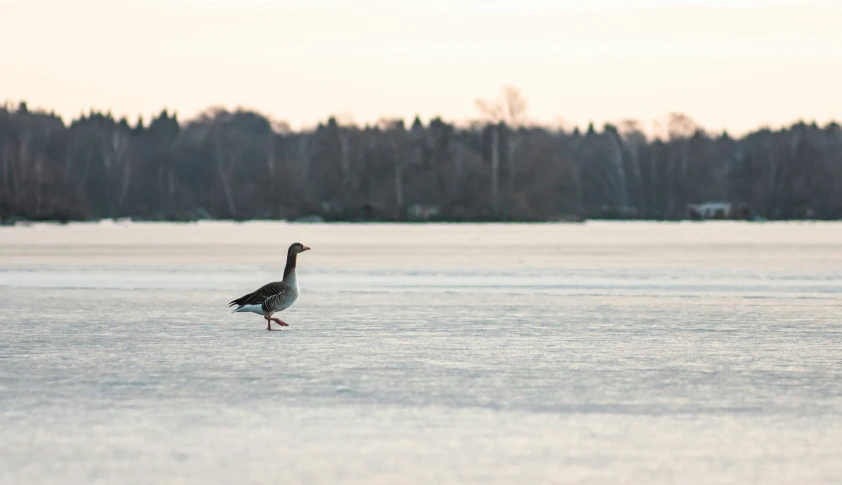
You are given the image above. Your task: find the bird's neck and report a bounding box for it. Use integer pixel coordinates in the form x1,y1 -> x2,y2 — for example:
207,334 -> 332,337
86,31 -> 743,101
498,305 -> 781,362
282,250 -> 298,283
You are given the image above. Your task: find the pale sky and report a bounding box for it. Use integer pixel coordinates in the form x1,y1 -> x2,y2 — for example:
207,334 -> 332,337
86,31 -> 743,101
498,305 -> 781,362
1,0 -> 840,134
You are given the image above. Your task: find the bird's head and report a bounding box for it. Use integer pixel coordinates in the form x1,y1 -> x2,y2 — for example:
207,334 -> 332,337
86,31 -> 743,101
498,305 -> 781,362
289,242 -> 311,254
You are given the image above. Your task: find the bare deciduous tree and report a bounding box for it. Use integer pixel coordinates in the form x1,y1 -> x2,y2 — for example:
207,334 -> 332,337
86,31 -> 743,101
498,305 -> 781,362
475,85 -> 529,208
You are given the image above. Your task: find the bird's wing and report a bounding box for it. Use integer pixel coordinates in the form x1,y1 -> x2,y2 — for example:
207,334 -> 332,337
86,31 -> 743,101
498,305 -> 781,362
261,286 -> 294,314
229,281 -> 287,307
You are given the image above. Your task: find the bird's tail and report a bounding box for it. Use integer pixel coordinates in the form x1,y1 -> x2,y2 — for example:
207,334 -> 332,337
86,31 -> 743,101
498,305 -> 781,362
229,294 -> 249,307
229,293 -> 256,313
229,297 -> 243,313
231,304 -> 262,314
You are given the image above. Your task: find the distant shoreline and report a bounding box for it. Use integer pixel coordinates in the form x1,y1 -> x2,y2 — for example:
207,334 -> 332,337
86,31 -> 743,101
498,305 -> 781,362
4,217 -> 832,227
4,101 -> 840,228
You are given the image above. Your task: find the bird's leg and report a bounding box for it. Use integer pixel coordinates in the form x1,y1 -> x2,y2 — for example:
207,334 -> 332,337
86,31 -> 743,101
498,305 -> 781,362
264,315 -> 273,331
270,317 -> 289,327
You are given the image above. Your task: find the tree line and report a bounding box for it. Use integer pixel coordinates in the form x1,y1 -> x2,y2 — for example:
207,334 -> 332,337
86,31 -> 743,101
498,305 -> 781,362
2,88 -> 841,223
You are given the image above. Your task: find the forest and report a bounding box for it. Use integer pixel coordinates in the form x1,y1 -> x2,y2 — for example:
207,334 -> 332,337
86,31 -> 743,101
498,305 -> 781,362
2,87 -> 841,223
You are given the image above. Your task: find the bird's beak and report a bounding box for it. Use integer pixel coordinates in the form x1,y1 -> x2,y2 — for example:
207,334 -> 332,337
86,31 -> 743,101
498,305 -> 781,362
302,245 -> 311,251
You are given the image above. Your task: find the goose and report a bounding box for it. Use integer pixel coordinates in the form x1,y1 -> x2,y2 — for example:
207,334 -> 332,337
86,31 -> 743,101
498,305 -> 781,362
229,242 -> 311,330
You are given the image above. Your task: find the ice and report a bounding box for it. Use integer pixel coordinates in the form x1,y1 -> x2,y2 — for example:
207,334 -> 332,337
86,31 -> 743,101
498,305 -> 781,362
1,222 -> 841,484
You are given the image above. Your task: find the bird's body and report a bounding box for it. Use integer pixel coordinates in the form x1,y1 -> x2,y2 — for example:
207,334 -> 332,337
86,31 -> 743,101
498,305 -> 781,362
229,242 -> 310,330
230,273 -> 299,316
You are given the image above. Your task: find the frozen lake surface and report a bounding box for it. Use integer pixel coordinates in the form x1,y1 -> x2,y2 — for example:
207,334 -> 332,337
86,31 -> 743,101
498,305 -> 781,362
1,221 -> 841,484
